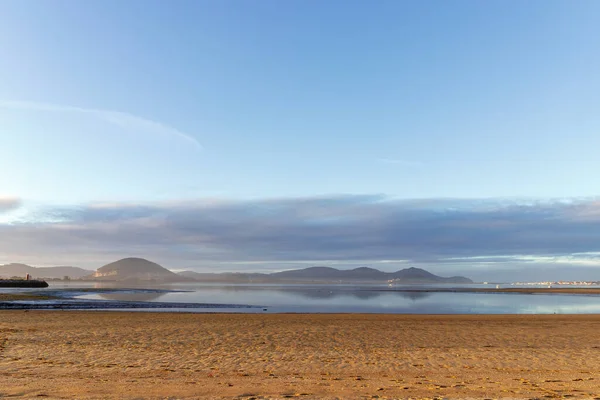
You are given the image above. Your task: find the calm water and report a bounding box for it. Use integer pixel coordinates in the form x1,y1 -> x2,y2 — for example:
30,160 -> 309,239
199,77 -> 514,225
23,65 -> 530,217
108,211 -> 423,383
49,282 -> 600,314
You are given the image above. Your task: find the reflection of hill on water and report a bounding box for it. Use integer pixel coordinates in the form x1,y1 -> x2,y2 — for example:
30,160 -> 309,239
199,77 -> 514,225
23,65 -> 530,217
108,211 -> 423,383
210,286 -> 432,301
98,292 -> 166,302
276,288 -> 433,301
287,289 -> 383,300
394,291 -> 432,301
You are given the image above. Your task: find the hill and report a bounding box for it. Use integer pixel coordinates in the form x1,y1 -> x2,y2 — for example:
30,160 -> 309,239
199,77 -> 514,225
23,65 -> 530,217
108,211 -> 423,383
179,266 -> 472,284
0,263 -> 94,279
272,266 -> 388,281
390,267 -> 473,283
94,258 -> 184,282
178,271 -> 268,283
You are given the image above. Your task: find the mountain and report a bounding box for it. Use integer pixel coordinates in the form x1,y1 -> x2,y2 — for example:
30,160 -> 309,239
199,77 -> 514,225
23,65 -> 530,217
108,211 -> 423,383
179,266 -> 472,284
271,266 -> 390,280
1,261 -> 471,284
272,267 -> 343,279
177,271 -> 268,283
390,267 -> 473,283
94,257 -> 184,282
0,263 -> 94,279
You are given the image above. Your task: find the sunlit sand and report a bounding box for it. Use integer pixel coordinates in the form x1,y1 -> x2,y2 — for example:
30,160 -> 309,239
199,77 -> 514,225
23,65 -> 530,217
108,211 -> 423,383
1,312 -> 599,399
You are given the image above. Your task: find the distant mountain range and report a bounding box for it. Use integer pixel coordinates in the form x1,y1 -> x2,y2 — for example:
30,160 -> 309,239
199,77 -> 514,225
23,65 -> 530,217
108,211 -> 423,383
1,259 -> 473,284
179,266 -> 473,284
0,263 -> 94,279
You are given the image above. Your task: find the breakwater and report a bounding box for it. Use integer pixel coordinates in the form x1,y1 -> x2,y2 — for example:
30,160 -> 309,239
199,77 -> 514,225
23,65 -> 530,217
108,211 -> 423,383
0,280 -> 49,288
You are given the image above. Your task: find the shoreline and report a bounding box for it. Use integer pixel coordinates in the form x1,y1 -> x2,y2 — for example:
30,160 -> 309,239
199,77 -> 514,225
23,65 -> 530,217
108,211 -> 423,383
1,312 -> 600,399
3,286 -> 600,312
373,286 -> 600,295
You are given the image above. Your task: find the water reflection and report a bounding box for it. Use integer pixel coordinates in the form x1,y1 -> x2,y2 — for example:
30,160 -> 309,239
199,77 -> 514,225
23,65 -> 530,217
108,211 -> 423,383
157,285 -> 434,301
396,291 -> 432,301
64,282 -> 600,314
98,292 -> 167,302
283,288 -> 433,301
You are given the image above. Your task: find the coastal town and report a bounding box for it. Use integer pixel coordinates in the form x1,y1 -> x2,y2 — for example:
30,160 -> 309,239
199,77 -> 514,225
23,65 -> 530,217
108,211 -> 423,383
511,281 -> 600,286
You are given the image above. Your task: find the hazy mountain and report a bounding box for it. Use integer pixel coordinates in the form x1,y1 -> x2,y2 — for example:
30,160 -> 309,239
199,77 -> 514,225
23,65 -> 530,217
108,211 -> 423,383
0,263 -> 94,279
272,266 -> 389,280
177,271 -> 268,283
272,266 -> 344,279
179,266 -> 472,284
94,257 -> 185,282
390,267 -> 473,283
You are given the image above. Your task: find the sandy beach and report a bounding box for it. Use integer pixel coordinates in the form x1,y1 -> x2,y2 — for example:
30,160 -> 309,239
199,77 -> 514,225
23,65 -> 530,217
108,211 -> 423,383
1,312 -> 600,399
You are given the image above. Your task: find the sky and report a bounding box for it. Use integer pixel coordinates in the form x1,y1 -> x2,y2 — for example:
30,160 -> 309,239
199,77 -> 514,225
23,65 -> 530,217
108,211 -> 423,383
1,1 -> 600,279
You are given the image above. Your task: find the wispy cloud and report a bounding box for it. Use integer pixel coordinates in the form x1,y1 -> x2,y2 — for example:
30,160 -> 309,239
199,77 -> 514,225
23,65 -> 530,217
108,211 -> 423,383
378,158 -> 423,168
0,100 -> 202,149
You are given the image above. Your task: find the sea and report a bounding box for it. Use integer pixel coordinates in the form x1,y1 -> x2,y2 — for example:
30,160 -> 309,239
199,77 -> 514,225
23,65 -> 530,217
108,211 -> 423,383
10,281 -> 600,314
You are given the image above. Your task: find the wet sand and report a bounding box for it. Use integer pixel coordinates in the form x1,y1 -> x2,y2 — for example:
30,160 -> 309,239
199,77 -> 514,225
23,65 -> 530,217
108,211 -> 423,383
1,312 -> 600,399
0,293 -> 56,301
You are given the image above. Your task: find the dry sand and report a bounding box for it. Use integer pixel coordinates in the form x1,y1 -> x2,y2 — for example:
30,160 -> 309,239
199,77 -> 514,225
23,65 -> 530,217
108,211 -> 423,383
1,312 -> 600,399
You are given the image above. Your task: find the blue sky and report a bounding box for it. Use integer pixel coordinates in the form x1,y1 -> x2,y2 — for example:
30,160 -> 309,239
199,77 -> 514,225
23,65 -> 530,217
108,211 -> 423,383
1,1 -> 600,277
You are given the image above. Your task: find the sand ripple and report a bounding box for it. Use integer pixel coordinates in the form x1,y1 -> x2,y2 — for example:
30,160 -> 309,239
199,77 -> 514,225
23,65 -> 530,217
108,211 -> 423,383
1,313 -> 599,399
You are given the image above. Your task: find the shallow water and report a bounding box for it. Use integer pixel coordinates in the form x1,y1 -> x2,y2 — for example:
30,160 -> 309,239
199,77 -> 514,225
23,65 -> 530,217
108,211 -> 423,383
46,282 -> 600,314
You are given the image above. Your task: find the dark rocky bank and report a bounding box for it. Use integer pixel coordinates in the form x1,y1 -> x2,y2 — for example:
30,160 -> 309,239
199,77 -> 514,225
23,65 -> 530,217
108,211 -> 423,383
0,279 -> 49,288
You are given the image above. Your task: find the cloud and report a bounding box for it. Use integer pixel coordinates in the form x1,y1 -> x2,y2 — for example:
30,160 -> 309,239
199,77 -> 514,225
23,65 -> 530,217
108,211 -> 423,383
0,100 -> 202,149
1,196 -> 600,271
0,196 -> 22,213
